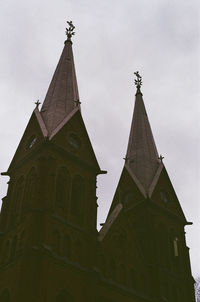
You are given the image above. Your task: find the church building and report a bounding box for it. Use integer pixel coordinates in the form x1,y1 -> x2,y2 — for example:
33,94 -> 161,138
0,22 -> 195,302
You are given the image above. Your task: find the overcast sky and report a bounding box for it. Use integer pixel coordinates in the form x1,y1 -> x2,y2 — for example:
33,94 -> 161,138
0,0 -> 199,277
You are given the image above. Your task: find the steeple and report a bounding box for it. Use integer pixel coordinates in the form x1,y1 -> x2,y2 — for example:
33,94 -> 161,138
125,72 -> 159,192
41,21 -> 80,134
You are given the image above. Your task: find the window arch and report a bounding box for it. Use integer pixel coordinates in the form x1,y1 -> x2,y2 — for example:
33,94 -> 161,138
74,239 -> 82,263
119,264 -> 126,285
2,240 -> 10,264
130,269 -> 137,289
71,175 -> 85,217
24,168 -> 37,207
0,289 -> 10,302
10,236 -> 17,260
63,234 -> 71,259
55,167 -> 70,208
56,289 -> 73,302
12,176 -> 24,219
52,230 -> 60,255
110,259 -> 116,280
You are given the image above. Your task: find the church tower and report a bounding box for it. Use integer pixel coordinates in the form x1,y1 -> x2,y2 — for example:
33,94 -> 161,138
0,22 -> 104,302
98,73 -> 195,302
0,23 -> 195,302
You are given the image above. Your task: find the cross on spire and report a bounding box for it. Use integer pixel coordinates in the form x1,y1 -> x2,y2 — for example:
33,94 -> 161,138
74,99 -> 81,106
35,100 -> 41,108
66,21 -> 75,41
158,154 -> 164,162
134,71 -> 142,89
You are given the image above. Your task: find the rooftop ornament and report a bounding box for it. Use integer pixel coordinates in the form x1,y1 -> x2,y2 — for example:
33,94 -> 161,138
35,100 -> 41,108
66,21 -> 75,42
134,71 -> 142,89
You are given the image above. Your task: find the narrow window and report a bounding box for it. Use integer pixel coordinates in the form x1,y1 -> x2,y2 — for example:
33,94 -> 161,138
0,289 -> 10,302
63,235 -> 71,259
110,259 -> 116,280
52,230 -> 60,254
71,175 -> 84,218
12,176 -> 24,220
56,289 -> 72,302
55,167 -> 70,208
174,237 -> 179,256
24,168 -> 37,207
10,236 -> 17,260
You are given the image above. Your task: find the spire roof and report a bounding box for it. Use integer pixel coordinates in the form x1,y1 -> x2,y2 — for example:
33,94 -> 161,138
125,72 -> 159,192
41,22 -> 79,134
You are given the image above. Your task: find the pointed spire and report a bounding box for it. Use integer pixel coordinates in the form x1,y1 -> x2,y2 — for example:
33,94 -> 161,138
125,72 -> 159,191
41,21 -> 80,134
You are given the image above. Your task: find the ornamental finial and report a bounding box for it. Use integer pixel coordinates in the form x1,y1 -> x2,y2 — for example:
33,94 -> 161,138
66,21 -> 75,41
134,71 -> 142,89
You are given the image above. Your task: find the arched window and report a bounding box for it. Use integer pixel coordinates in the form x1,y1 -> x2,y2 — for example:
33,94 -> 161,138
24,168 -> 37,207
119,264 -> 126,285
0,289 -> 10,302
2,241 -> 10,264
71,175 -> 84,218
74,239 -> 82,263
63,235 -> 71,259
130,269 -> 137,289
110,259 -> 116,280
10,236 -> 17,260
169,229 -> 180,269
157,223 -> 168,266
56,289 -> 72,302
12,176 -> 24,220
52,230 -> 60,255
55,167 -> 70,208
99,254 -> 106,276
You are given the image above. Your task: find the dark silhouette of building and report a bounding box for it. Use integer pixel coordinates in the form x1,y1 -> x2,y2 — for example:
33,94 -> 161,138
0,27 -> 195,302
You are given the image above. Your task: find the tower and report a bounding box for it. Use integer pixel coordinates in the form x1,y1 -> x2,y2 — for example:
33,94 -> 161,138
98,72 -> 195,301
0,22 -> 104,302
0,24 -> 195,302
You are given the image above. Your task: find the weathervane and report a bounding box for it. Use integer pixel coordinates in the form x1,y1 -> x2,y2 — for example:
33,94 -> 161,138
134,71 -> 142,89
66,21 -> 75,41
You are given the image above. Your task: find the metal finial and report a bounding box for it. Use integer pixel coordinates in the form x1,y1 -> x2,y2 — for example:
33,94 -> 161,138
158,155 -> 164,162
134,71 -> 142,89
35,100 -> 41,108
66,21 -> 75,41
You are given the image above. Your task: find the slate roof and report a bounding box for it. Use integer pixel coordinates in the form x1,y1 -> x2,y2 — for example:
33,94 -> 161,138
41,40 -> 80,135
125,87 -> 160,192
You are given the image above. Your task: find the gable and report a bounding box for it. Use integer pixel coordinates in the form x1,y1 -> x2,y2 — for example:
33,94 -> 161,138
49,109 -> 100,173
8,109 -> 47,173
150,166 -> 187,221
106,166 -> 146,219
98,204 -> 150,293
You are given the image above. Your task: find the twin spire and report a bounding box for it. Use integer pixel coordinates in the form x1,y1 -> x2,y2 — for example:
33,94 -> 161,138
40,21 -> 79,134
39,23 -> 160,192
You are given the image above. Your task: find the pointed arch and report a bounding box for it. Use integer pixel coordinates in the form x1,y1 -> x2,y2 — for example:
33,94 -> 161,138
0,289 -> 10,302
52,230 -> 60,255
2,240 -> 10,264
12,176 -> 24,220
99,254 -> 106,276
55,167 -> 70,208
63,234 -> 71,259
130,269 -> 138,289
10,235 -> 17,261
56,289 -> 73,302
74,239 -> 82,263
119,264 -> 126,285
24,167 -> 37,207
110,258 -> 116,280
71,175 -> 85,218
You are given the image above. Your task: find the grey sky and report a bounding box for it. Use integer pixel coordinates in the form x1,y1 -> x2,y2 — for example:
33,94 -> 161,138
0,0 -> 199,277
